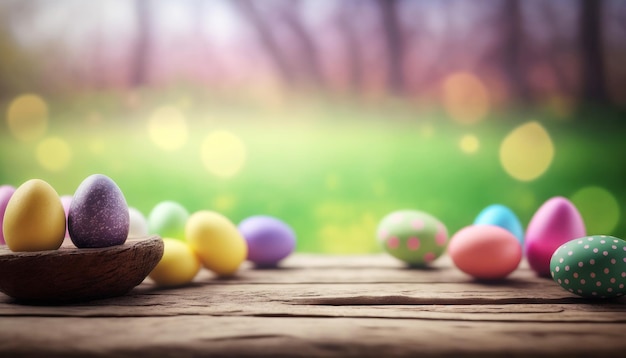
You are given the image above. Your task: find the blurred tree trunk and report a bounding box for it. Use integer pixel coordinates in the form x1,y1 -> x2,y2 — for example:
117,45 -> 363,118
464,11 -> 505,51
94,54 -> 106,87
540,2 -> 576,97
501,0 -> 530,103
377,0 -> 405,95
281,2 -> 325,89
579,0 -> 608,104
336,1 -> 364,94
233,0 -> 295,87
189,0 -> 214,84
131,0 -> 151,87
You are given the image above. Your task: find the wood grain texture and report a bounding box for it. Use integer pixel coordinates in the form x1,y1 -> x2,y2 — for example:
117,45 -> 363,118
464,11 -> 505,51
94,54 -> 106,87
0,236 -> 163,303
0,254 -> 625,357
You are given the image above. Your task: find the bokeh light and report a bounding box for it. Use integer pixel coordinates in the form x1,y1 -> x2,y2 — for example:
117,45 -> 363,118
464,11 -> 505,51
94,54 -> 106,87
499,121 -> 554,181
213,194 -> 237,213
316,202 -> 379,253
201,130 -> 247,178
459,134 -> 480,154
148,106 -> 188,151
571,186 -> 620,234
88,138 -> 105,155
442,72 -> 490,125
6,94 -> 48,142
36,137 -> 72,171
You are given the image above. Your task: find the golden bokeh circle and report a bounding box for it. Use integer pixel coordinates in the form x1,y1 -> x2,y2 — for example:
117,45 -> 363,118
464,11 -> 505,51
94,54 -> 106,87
6,94 -> 49,142
459,134 -> 480,154
36,137 -> 72,171
499,121 -> 554,181
201,130 -> 247,178
148,106 -> 188,151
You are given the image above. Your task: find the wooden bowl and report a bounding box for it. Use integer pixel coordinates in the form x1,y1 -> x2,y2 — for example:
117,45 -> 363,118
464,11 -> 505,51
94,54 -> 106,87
0,236 -> 163,304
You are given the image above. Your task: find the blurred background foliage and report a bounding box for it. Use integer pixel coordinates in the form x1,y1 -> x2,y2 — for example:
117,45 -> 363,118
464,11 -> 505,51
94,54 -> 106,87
1,0 -> 625,253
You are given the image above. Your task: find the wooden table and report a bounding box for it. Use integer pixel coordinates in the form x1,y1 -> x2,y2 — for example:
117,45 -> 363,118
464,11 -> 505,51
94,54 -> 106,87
1,254 -> 625,357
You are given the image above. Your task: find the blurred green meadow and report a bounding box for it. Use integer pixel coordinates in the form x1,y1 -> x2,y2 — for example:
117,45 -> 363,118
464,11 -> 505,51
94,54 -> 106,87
1,90 -> 625,253
1,1 -> 626,253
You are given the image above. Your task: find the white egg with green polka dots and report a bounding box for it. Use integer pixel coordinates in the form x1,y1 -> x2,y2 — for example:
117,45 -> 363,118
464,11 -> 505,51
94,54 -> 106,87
550,235 -> 626,299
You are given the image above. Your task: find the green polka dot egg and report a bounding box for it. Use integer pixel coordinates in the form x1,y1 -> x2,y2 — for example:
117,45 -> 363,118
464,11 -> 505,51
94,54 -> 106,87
550,235 -> 626,298
376,210 -> 448,266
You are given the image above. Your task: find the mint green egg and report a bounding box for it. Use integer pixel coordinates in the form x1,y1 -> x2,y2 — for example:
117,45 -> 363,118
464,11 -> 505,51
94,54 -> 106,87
550,235 -> 626,298
147,201 -> 189,241
376,210 -> 448,266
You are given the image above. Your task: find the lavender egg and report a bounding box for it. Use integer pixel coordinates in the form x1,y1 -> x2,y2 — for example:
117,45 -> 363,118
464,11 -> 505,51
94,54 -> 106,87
238,215 -> 296,267
68,174 -> 129,248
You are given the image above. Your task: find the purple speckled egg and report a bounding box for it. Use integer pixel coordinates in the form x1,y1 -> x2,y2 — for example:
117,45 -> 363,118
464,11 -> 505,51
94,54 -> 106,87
238,215 -> 296,267
68,174 -> 129,248
0,185 -> 16,245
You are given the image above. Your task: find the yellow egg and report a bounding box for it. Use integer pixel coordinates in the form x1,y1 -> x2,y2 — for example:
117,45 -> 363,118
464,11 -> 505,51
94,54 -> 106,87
3,179 -> 65,252
185,211 -> 247,276
148,238 -> 201,287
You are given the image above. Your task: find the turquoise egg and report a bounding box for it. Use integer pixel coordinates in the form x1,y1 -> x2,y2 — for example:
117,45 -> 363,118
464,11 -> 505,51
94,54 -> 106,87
474,204 -> 524,245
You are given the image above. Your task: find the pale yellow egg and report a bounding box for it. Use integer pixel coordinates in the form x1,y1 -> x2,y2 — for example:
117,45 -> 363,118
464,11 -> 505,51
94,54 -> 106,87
3,179 -> 65,252
148,238 -> 201,287
185,211 -> 247,276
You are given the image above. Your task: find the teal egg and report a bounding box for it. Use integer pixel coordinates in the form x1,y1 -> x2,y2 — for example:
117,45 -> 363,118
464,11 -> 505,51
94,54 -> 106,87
550,235 -> 626,298
147,201 -> 189,241
376,210 -> 448,266
474,204 -> 524,245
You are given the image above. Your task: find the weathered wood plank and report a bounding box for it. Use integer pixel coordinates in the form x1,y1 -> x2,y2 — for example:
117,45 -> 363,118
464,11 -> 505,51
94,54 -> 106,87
281,254 -> 534,271
0,316 -> 624,357
1,279 -> 625,322
0,280 -> 591,308
2,301 -> 625,323
1,254 -> 625,357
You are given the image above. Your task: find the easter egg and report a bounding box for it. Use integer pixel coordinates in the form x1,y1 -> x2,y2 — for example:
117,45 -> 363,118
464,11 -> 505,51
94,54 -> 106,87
3,179 -> 65,252
473,204 -> 524,244
0,185 -> 16,245
448,225 -> 522,280
149,238 -> 201,287
239,215 -> 296,267
60,195 -> 72,239
186,211 -> 247,276
148,201 -> 189,241
525,197 -> 586,276
128,207 -> 149,238
376,210 -> 448,266
68,174 -> 129,248
550,236 -> 626,298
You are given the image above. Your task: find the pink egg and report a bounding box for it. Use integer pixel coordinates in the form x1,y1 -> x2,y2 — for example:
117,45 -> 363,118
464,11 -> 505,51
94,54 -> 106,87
448,225 -> 522,280
0,185 -> 17,245
60,195 -> 72,239
525,197 -> 586,277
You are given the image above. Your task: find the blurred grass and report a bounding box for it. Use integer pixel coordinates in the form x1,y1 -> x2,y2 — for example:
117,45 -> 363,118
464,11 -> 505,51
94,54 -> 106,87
1,90 -> 625,253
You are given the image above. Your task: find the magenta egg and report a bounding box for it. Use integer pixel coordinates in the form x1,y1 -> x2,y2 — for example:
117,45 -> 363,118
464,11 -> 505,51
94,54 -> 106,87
525,197 -> 586,277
